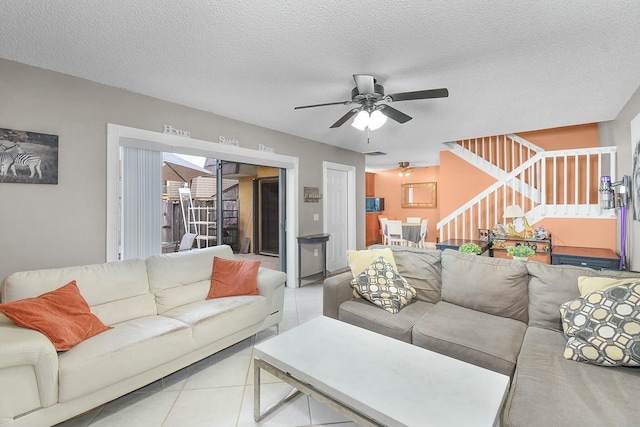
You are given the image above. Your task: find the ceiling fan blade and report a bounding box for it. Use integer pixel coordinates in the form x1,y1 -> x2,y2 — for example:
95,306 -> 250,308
294,100 -> 352,109
387,88 -> 449,102
330,108 -> 360,128
353,74 -> 375,95
379,105 -> 412,123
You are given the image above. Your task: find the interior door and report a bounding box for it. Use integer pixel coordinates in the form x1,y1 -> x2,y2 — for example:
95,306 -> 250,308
257,177 -> 279,255
325,168 -> 349,271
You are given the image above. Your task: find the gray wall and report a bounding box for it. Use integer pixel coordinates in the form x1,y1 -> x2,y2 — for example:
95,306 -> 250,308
599,83 -> 640,270
0,59 -> 365,283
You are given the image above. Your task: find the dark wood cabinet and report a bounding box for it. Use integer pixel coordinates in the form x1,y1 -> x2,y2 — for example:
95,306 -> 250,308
491,236 -> 552,264
366,213 -> 380,246
551,246 -> 620,270
365,173 -> 375,197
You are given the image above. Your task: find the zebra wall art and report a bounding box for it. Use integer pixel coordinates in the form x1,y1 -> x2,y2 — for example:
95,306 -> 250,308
0,143 -> 43,179
0,128 -> 58,185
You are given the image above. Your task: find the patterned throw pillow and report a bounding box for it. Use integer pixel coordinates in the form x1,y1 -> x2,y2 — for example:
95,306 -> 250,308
560,282 -> 640,366
351,256 -> 416,314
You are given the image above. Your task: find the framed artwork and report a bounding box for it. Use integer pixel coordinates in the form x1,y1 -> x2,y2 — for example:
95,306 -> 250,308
0,128 -> 58,184
632,113 -> 640,220
401,182 -> 437,208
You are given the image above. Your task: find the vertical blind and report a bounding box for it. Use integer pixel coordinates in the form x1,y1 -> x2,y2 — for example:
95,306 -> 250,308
121,146 -> 162,260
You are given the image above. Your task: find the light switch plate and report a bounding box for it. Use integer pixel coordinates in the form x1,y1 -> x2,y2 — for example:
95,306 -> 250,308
313,214 -> 319,221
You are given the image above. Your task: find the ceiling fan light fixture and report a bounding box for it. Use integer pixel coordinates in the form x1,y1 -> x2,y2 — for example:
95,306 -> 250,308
351,110 -> 369,131
368,110 -> 387,130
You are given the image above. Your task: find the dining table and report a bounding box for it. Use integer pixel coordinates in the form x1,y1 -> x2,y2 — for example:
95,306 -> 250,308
402,223 -> 423,244
385,223 -> 423,245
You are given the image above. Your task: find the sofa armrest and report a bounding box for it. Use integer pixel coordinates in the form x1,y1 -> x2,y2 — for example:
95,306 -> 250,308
323,271 -> 354,319
257,267 -> 287,317
0,320 -> 59,421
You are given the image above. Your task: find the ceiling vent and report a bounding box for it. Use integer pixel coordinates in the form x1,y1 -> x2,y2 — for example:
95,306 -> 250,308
363,151 -> 387,156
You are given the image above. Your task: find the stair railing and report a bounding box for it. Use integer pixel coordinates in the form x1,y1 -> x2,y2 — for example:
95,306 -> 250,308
437,146 -> 617,242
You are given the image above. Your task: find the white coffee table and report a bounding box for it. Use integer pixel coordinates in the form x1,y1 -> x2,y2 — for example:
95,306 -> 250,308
254,316 -> 509,426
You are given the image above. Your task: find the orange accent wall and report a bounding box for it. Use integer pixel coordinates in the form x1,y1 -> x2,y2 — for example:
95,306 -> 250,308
371,123 -> 619,251
517,123 -> 599,150
536,218 -> 617,250
373,167 -> 441,242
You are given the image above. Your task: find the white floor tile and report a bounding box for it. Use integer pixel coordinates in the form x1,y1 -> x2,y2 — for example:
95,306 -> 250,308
163,387 -> 244,427
90,390 -> 178,427
185,353 -> 252,389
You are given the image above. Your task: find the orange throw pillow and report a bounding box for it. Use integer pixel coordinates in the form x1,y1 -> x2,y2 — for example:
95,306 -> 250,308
207,257 -> 261,299
0,281 -> 111,351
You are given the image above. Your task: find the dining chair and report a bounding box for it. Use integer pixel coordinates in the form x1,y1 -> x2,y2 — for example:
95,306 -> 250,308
418,219 -> 429,248
386,220 -> 407,246
378,217 -> 389,245
406,217 -> 421,224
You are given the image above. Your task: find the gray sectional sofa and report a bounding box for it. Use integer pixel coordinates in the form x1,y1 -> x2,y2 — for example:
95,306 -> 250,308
323,246 -> 640,426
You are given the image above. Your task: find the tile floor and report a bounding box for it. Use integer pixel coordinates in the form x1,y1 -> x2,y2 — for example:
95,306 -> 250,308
56,282 -> 357,427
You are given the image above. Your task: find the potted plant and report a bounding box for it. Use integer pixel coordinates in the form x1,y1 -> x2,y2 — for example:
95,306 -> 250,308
507,245 -> 535,261
459,242 -> 482,255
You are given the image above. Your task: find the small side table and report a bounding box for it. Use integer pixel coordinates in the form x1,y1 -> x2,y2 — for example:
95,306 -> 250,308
297,233 -> 330,286
551,246 -> 621,270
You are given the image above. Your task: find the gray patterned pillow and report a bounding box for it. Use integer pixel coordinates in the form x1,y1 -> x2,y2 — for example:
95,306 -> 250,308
560,282 -> 640,366
351,256 -> 416,314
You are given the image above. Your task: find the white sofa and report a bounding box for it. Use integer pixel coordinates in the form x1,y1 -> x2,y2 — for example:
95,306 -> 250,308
0,245 -> 287,427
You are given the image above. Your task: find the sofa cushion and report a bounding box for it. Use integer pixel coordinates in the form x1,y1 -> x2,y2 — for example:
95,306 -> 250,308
351,257 -> 416,314
526,262 -> 640,332
57,315 -> 193,402
560,282 -> 640,367
578,275 -> 640,296
441,250 -> 529,322
503,326 -> 640,427
338,299 -> 435,343
412,301 -> 527,376
372,245 -> 442,304
347,248 -> 398,277
1,259 -> 156,325
207,257 -> 260,299
0,281 -> 111,351
162,295 -> 268,349
147,246 -> 236,312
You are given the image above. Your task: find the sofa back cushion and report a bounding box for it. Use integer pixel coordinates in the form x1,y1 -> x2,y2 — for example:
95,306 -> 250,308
147,245 -> 235,313
369,245 -> 442,303
441,250 -> 529,322
1,259 -> 155,326
526,262 -> 640,332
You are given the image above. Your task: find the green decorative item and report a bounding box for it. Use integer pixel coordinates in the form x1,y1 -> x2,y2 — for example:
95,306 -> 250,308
459,242 -> 482,255
507,245 -> 535,260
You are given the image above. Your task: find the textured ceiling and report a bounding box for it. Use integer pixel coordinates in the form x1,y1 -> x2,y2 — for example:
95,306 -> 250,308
1,1 -> 639,170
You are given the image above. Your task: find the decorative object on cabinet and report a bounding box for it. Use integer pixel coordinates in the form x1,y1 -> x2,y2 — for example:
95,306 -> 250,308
492,235 -> 552,264
478,228 -> 494,243
401,182 -> 437,208
534,225 -> 548,240
507,245 -> 536,261
0,127 -> 58,184
503,205 -> 535,238
459,242 -> 482,255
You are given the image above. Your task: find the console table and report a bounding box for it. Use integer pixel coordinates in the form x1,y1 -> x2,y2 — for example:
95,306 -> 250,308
436,239 -> 490,254
297,233 -> 330,286
551,246 -> 621,270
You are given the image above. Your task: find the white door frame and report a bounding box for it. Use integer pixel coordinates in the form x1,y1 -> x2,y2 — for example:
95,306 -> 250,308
322,161 -> 357,262
106,123 -> 299,287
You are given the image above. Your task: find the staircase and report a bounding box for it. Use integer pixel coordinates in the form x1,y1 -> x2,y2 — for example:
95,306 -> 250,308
437,134 -> 617,242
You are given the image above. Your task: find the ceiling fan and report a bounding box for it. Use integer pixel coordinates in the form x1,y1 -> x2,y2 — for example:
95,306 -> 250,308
397,161 -> 413,176
294,74 -> 449,130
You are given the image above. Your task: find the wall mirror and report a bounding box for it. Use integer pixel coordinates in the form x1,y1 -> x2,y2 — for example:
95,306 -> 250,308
401,182 -> 437,208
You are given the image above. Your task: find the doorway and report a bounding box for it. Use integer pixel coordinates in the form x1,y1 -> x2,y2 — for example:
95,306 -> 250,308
107,124 -> 299,287
255,177 -> 279,255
